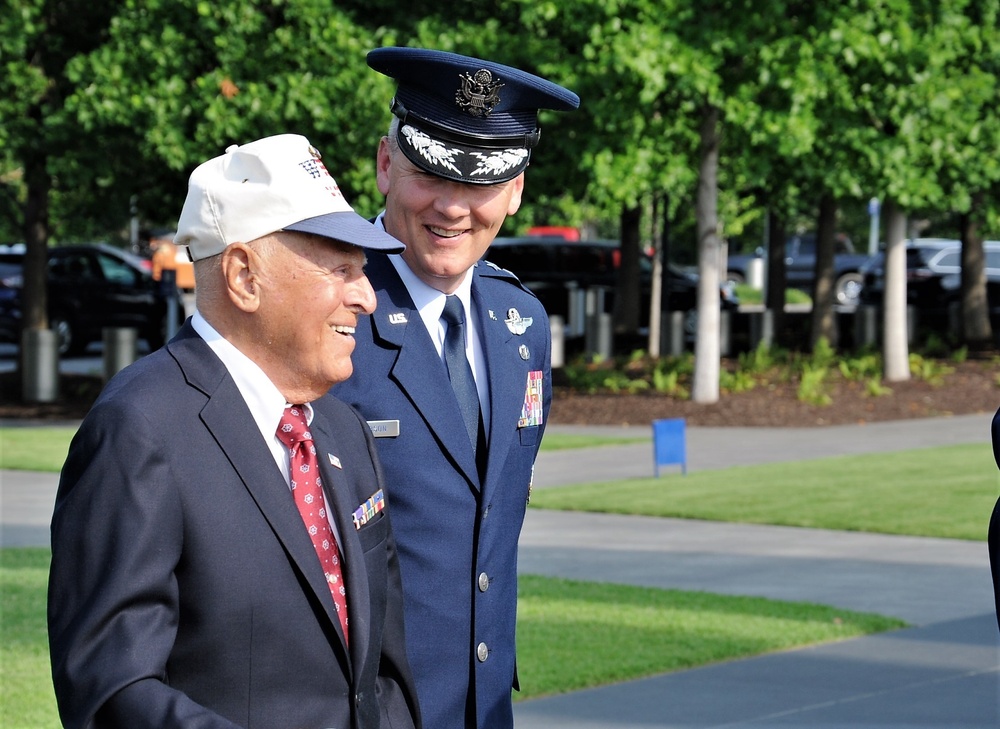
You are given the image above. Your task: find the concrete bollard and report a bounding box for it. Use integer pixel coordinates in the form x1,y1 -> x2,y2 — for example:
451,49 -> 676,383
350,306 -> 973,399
660,311 -> 685,356
746,257 -> 765,290
550,315 -> 565,369
21,328 -> 59,403
103,327 -> 138,382
585,312 -> 613,359
854,304 -> 879,348
720,309 -> 732,357
749,309 -> 775,350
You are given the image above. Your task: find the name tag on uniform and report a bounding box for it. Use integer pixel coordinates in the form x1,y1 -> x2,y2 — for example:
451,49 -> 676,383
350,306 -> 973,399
366,419 -> 400,438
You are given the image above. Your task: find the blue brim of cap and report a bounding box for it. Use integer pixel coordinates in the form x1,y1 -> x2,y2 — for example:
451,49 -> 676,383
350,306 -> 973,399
285,212 -> 405,253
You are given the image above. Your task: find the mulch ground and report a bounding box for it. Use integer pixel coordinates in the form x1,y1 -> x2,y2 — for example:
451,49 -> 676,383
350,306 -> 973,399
550,356 -> 1000,428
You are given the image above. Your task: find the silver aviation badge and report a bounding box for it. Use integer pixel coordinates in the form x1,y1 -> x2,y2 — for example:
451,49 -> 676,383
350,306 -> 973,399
505,308 -> 533,335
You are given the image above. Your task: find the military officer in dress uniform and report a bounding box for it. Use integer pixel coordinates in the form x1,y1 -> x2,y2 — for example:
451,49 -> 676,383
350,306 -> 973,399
331,47 -> 578,728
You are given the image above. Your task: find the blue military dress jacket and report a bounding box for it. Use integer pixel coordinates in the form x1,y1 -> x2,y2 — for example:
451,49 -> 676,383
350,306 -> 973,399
332,252 -> 551,728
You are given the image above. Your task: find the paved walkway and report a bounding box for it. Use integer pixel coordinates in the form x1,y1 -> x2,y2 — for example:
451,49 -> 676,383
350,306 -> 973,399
515,412 -> 1000,728
2,413 -> 998,727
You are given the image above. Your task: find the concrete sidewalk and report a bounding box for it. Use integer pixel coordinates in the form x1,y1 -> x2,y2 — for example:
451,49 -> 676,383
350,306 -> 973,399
514,412 -> 1000,727
3,413 -> 999,726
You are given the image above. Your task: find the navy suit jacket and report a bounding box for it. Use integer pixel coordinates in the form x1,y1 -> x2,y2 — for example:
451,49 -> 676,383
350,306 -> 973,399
48,322 -> 420,729
989,407 -> 1000,632
332,254 -> 551,728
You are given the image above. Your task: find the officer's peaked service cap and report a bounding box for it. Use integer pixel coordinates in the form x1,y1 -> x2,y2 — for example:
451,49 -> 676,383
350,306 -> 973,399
368,46 -> 579,185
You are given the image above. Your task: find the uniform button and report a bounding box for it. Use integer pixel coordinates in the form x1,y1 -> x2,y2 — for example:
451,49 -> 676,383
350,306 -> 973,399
355,693 -> 362,706
478,572 -> 490,592
477,642 -> 489,662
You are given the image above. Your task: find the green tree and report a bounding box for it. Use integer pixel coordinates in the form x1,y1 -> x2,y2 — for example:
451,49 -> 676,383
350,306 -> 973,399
1,0 -> 118,346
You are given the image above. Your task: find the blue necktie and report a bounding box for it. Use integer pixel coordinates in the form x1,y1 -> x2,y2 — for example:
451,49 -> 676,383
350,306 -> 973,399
441,295 -> 481,453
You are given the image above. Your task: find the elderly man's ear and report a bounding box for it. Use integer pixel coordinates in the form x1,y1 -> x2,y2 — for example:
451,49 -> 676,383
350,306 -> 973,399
222,243 -> 262,313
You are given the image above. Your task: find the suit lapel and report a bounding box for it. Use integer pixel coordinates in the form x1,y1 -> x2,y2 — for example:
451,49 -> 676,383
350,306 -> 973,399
310,416 -> 370,665
170,330 -> 352,665
472,273 -> 522,490
368,255 -> 481,488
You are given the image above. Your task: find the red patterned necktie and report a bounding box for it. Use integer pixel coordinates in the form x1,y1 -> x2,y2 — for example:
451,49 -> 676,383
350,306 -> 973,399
276,405 -> 349,644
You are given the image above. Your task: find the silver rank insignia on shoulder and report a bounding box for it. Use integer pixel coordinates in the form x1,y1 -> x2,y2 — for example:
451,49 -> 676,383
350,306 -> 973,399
505,308 -> 533,335
519,344 -> 530,360
388,312 -> 408,324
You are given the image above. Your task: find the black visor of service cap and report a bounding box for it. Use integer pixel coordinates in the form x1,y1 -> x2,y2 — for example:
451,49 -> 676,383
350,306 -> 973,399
367,47 -> 580,185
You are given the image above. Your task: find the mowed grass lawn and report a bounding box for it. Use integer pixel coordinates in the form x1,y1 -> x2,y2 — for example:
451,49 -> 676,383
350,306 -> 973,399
531,442 -> 999,541
1,428 -> 987,721
0,427 -> 646,472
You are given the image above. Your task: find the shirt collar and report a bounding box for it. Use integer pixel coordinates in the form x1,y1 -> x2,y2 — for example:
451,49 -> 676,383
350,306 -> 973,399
191,311 -> 313,435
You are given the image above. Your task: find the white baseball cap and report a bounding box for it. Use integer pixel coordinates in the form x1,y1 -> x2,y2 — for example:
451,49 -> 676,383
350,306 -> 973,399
175,133 -> 403,260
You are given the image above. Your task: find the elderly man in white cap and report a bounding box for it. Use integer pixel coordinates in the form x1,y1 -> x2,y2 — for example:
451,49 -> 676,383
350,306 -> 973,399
47,134 -> 420,729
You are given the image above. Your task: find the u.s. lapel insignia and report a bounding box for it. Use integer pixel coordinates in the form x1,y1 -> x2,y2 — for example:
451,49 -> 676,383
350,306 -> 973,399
505,307 -> 533,335
489,310 -> 497,320
328,453 -> 342,469
388,312 -> 408,325
519,344 -> 530,360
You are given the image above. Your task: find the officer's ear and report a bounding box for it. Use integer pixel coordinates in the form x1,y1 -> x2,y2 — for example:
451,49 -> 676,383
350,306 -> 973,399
376,136 -> 393,196
506,173 -> 525,216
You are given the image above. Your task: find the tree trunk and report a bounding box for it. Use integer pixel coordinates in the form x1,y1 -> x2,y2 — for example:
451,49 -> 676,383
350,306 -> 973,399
647,194 -> 663,356
22,150 -> 51,334
960,192 -> 993,350
692,105 -> 721,404
615,205 -> 642,335
765,208 -> 787,344
882,199 -> 910,382
810,194 -> 838,349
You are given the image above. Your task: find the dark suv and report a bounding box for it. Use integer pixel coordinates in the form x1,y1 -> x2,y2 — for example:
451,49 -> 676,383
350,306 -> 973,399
481,236 -> 739,335
727,232 -> 869,306
859,238 -> 1000,331
0,243 -> 185,355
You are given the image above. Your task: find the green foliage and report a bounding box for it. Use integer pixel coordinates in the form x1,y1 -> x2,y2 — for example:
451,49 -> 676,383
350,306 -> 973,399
652,365 -> 690,398
921,332 -> 955,358
559,341 -> 980,408
837,351 -> 882,381
736,342 -> 780,376
808,336 -> 837,369
719,367 -> 756,394
908,352 -> 955,386
864,377 -> 893,397
797,364 -> 832,406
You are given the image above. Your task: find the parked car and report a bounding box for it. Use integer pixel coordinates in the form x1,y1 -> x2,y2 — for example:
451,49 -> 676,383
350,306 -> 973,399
482,236 -> 739,336
726,232 -> 869,306
0,243 -> 186,355
859,238 -> 1000,321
